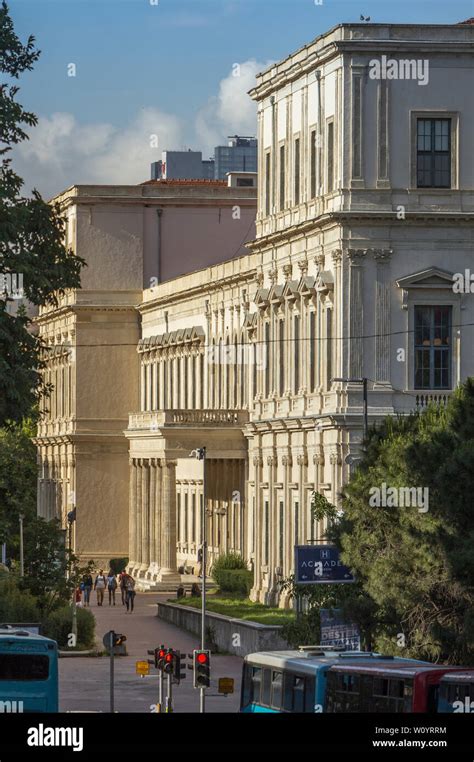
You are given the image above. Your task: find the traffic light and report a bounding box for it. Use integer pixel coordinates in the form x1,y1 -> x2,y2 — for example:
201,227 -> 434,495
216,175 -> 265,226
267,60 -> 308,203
163,650 -> 174,674
193,649 -> 210,688
112,632 -> 127,647
172,650 -> 186,684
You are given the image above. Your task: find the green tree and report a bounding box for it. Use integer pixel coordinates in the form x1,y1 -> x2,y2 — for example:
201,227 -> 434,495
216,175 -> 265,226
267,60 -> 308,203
335,379 -> 474,664
0,1 -> 85,425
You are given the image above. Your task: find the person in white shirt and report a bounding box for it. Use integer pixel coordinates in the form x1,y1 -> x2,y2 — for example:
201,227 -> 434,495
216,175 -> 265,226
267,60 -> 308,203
94,569 -> 106,606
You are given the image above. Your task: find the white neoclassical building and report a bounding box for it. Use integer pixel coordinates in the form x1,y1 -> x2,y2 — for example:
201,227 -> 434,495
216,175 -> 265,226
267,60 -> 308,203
36,22 -> 474,605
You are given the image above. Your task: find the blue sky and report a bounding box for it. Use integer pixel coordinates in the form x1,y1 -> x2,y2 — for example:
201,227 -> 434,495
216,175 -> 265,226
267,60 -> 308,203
8,0 -> 474,196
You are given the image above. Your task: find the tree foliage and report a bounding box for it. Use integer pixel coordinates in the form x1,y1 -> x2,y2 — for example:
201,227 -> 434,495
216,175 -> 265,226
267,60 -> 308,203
0,1 -> 85,425
334,378 -> 474,664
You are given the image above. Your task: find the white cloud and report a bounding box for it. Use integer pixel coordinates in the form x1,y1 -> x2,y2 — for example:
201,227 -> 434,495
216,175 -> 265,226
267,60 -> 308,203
11,59 -> 271,198
196,59 -> 272,156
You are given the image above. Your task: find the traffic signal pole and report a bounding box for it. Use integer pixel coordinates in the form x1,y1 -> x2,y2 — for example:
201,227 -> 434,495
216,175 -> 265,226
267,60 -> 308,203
109,630 -> 115,713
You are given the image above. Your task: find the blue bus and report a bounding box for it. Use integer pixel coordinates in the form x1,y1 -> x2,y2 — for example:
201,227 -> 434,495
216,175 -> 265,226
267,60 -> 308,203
240,647 -> 427,713
438,671 -> 474,713
0,627 -> 59,712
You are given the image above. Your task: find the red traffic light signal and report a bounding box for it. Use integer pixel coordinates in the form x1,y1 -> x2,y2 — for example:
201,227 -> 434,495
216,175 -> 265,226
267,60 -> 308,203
193,649 -> 211,688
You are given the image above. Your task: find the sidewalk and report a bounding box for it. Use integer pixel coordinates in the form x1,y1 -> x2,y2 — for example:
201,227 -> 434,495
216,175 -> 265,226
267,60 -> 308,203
59,591 -> 243,713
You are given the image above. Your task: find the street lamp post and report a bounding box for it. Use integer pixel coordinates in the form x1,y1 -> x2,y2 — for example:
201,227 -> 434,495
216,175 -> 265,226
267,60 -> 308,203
191,446 -> 207,714
67,508 -> 77,643
332,377 -> 369,442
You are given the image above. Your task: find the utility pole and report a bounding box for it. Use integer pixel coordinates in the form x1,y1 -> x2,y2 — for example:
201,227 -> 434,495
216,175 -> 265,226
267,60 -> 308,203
332,377 -> 369,442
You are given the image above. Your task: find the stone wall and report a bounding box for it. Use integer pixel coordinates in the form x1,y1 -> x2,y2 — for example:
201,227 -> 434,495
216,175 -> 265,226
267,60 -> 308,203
157,601 -> 288,657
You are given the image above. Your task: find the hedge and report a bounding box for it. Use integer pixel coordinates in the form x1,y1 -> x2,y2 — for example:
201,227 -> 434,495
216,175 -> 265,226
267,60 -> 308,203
214,568 -> 253,595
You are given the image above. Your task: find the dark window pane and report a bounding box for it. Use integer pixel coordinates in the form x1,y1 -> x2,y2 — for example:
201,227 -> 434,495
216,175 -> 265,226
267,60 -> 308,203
0,654 -> 49,681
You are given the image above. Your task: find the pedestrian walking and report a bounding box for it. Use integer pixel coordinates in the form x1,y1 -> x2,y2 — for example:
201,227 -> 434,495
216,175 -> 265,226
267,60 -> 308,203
82,573 -> 93,607
107,570 -> 117,605
94,569 -> 106,606
119,570 -> 128,606
125,574 -> 136,613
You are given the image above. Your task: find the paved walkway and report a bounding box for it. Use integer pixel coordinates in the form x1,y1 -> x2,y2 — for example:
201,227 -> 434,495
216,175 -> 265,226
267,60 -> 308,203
59,592 -> 242,713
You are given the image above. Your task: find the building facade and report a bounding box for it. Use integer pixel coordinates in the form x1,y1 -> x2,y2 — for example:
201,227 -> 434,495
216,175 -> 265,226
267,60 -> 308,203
36,23 -> 474,604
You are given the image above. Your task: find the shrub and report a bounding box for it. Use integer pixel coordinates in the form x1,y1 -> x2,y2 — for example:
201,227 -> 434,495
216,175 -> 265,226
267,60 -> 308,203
214,569 -> 253,595
212,552 -> 247,574
109,558 -> 129,575
43,605 -> 95,650
0,574 -> 40,623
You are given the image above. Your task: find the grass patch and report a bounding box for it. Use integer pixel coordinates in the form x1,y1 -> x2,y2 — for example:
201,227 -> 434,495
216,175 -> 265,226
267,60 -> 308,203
169,592 -> 295,626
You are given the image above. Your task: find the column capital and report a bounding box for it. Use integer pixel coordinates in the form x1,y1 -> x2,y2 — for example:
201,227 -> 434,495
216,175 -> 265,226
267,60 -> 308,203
331,248 -> 343,264
372,247 -> 393,262
346,248 -> 368,264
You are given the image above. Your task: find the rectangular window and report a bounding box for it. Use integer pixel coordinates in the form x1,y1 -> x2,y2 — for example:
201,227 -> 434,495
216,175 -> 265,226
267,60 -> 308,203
279,145 -> 285,211
326,309 -> 332,389
0,654 -> 49,681
414,306 -> 451,389
184,493 -> 188,544
265,152 -> 271,215
261,669 -> 272,707
271,671 -> 283,710
264,323 -> 270,398
327,121 -> 334,192
309,311 -> 316,392
192,493 -> 196,542
251,666 -> 262,704
294,138 -> 300,205
294,501 -> 299,547
253,343 -> 257,402
417,119 -> 451,188
279,319 -> 285,395
177,493 -> 181,541
294,315 -> 300,393
310,129 -> 317,198
279,500 -> 284,568
264,500 -> 269,564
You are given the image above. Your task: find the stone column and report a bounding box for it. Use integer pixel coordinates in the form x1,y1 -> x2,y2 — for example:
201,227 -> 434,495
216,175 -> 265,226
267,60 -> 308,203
374,249 -> 393,384
157,459 -> 180,583
249,453 -> 263,602
135,460 -> 143,572
348,249 -> 367,378
128,459 -> 138,570
147,460 -> 156,577
141,462 -> 150,573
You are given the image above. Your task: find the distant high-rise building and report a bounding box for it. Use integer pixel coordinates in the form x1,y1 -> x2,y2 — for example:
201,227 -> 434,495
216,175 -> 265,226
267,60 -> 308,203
214,136 -> 258,180
150,137 -> 258,181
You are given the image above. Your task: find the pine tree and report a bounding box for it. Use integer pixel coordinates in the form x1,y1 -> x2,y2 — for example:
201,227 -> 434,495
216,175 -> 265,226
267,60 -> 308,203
335,379 -> 474,664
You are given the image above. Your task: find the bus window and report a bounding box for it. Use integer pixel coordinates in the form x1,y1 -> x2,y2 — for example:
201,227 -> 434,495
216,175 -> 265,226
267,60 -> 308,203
293,676 -> 305,712
271,671 -> 283,710
251,666 -> 262,704
283,674 -> 305,712
304,676 -> 316,713
241,664 -> 252,707
403,681 -> 414,711
427,685 -> 439,714
0,654 -> 49,681
261,669 -> 272,707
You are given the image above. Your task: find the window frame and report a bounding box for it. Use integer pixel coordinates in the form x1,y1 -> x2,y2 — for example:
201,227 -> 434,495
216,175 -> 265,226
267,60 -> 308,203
410,111 -> 458,190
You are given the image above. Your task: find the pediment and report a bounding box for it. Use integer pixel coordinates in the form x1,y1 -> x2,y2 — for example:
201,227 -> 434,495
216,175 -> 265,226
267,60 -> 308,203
396,267 -> 455,290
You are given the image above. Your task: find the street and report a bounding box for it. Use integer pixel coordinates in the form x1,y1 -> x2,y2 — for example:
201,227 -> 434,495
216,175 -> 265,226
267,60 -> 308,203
59,593 -> 242,713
